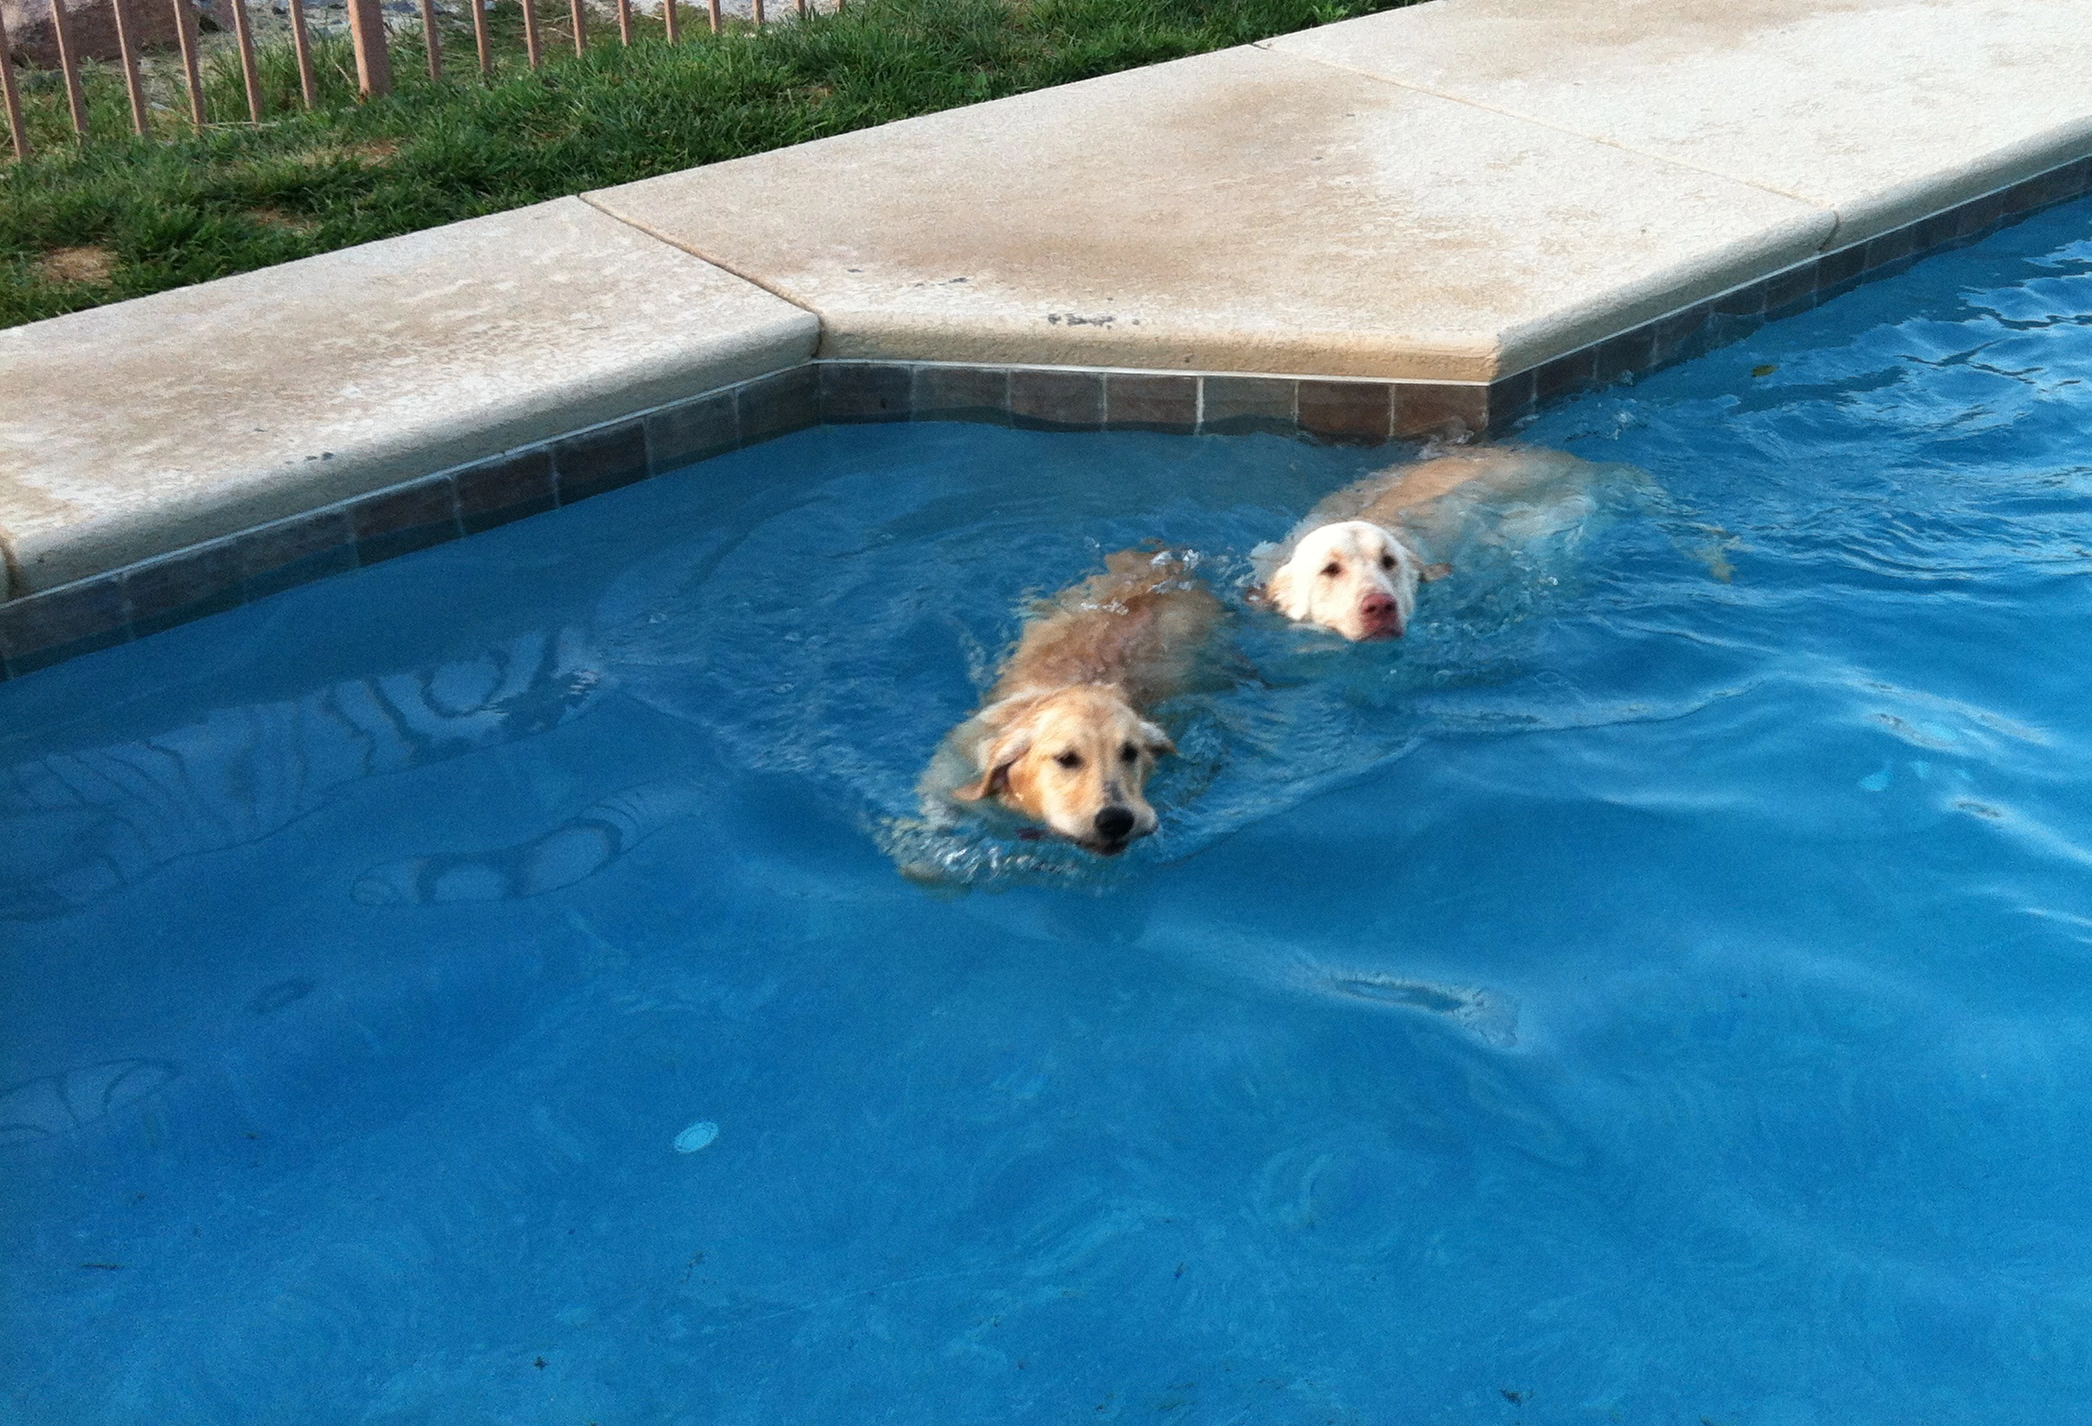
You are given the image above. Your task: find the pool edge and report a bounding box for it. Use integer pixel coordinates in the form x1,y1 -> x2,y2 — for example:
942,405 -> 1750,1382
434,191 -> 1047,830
3,150 -> 2090,681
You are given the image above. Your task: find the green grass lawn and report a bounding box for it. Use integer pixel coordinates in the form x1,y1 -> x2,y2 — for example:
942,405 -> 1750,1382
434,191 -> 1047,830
0,0 -> 1417,328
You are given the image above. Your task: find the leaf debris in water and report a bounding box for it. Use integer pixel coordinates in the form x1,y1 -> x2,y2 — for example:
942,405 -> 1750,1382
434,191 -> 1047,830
674,1120 -> 719,1153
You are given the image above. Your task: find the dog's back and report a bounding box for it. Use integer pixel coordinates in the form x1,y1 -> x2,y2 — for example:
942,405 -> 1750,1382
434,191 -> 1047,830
1259,446 -> 1614,572
1298,447 -> 1542,531
992,550 -> 1225,712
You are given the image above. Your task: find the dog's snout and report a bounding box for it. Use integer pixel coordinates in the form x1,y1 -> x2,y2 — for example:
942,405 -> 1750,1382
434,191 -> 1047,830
1359,590 -> 1403,637
1094,805 -> 1136,841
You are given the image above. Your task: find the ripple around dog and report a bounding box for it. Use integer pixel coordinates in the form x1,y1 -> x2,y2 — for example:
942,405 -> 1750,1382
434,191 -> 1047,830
594,430 -> 1661,890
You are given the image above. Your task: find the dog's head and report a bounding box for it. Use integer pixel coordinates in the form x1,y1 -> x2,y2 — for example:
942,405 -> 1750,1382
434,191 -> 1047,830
1261,520 -> 1442,641
953,685 -> 1176,855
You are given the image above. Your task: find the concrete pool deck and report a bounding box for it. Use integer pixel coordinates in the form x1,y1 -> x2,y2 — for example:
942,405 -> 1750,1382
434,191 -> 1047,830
4,0 -> 2092,674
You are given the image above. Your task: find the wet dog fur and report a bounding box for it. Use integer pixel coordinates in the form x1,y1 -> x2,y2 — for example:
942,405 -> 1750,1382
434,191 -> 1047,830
922,549 -> 1226,855
1254,446 -> 1607,640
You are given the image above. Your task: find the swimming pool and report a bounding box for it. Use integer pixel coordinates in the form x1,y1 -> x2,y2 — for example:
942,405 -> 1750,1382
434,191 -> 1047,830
4,197 -> 2090,1423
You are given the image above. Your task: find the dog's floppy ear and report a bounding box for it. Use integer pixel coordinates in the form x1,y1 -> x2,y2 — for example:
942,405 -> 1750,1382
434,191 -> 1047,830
1420,562 -> 1453,582
953,727 -> 1031,801
1260,563 -> 1297,614
1138,719 -> 1177,759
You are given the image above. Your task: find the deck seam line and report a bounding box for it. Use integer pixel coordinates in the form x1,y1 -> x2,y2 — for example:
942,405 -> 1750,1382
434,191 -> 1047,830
577,192 -> 825,318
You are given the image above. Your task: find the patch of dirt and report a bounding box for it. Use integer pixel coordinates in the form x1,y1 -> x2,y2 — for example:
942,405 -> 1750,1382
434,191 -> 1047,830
289,138 -> 401,167
250,207 -> 321,234
39,246 -> 117,284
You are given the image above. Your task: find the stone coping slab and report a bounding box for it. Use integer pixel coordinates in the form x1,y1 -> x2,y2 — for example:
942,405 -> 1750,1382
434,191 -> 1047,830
1269,0 -> 2092,251
588,44 -> 1835,383
590,0 -> 2092,383
0,197 -> 819,597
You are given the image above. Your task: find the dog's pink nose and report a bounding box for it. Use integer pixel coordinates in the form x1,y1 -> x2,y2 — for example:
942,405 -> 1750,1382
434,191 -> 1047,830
1359,591 -> 1403,636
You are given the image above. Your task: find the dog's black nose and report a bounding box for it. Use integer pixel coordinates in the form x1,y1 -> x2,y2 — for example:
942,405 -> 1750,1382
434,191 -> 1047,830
1094,805 -> 1136,841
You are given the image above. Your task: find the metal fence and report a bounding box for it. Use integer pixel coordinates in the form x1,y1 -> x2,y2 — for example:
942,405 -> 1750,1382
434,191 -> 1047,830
0,0 -> 830,157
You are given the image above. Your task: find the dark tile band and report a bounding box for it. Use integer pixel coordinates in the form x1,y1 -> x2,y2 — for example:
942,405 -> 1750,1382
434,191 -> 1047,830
1492,154 -> 2092,427
6,155 -> 2088,681
812,361 -> 1484,444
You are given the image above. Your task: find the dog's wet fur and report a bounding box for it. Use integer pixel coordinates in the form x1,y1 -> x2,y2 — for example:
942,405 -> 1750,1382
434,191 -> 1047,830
1255,446 -> 1612,640
922,549 -> 1226,856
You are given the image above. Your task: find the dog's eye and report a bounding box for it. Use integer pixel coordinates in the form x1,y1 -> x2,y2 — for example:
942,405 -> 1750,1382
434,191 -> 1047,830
1380,554 -> 1397,570
1320,562 -> 1341,578
1119,743 -> 1139,763
1053,751 -> 1083,770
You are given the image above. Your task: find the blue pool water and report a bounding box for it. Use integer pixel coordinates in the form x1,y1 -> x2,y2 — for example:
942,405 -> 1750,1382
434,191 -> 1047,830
5,199 -> 2092,1423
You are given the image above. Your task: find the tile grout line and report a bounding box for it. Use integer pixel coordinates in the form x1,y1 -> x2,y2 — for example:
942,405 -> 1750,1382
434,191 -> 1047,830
880,356 -> 1486,385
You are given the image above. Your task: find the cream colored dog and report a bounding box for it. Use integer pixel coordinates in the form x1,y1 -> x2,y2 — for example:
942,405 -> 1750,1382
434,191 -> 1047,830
1256,446 -> 1601,640
922,549 -> 1225,855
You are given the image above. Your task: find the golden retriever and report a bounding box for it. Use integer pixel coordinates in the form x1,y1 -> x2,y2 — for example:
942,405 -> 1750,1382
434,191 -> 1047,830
1255,446 -> 1605,640
921,549 -> 1225,855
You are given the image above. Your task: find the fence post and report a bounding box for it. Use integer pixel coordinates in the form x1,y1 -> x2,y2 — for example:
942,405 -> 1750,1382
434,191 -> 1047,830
226,0 -> 265,122
471,0 -> 492,74
520,0 -> 542,68
751,0 -> 762,25
47,0 -> 90,135
706,0 -> 719,32
109,0 -> 150,134
170,0 -> 207,127
346,0 -> 395,95
286,0 -> 320,106
0,2 -> 30,159
661,0 -> 678,43
417,0 -> 442,77
568,0 -> 585,55
615,0 -> 631,45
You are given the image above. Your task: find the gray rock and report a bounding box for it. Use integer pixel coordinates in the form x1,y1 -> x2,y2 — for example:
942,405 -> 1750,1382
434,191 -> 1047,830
2,0 -> 188,68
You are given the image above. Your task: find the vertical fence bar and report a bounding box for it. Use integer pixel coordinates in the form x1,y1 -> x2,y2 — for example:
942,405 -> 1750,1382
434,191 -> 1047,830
110,0 -> 150,135
346,0 -> 395,94
519,0 -> 542,68
0,3 -> 29,160
48,0 -> 89,136
417,0 -> 442,77
285,0 -> 320,107
226,0 -> 266,122
171,0 -> 207,127
661,0 -> 677,42
470,0 -> 491,74
567,0 -> 585,54
793,0 -> 804,18
705,0 -> 718,29
750,0 -> 761,25
614,0 -> 630,44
